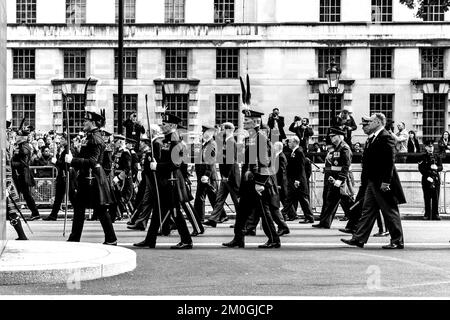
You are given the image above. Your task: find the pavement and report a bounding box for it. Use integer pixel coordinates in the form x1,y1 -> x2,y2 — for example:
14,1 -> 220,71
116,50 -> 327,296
2,211 -> 450,297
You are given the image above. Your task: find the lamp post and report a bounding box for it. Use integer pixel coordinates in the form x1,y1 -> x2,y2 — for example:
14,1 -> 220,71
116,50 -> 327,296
117,0 -> 124,134
325,58 -> 342,95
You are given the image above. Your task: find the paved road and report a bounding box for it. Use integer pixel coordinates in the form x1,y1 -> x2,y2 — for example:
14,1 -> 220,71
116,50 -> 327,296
2,215 -> 450,297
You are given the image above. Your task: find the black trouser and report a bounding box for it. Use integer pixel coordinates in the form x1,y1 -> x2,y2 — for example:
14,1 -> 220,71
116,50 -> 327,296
208,180 -> 238,223
68,203 -> 117,243
319,184 -> 354,228
281,182 -> 314,222
7,184 -> 27,240
233,182 -> 280,244
49,176 -> 76,218
19,185 -> 40,217
353,181 -> 404,245
131,175 -> 154,227
181,201 -> 204,234
346,198 -> 385,233
245,204 -> 289,232
422,180 -> 440,219
194,180 -> 219,221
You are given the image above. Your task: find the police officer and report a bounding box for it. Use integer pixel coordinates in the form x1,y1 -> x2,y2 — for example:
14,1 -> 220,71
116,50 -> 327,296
11,126 -> 41,221
65,110 -> 117,245
313,127 -> 355,229
222,108 -> 280,249
133,113 -> 193,249
419,140 -> 443,220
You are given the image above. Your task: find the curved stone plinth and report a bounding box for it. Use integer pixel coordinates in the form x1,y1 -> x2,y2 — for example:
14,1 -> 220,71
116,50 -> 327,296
0,241 -> 136,285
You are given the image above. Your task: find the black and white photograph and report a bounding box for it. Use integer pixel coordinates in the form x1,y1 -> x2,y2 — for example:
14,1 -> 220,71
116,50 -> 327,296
1,0 -> 450,310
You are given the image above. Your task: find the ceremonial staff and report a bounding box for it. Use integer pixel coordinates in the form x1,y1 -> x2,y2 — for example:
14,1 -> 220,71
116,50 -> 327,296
145,93 -> 163,233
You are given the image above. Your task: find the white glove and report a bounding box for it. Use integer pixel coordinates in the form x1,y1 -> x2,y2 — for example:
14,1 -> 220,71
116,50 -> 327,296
150,161 -> 157,171
113,176 -> 120,184
334,180 -> 343,188
51,157 -> 57,164
427,177 -> 434,183
137,171 -> 142,182
255,184 -> 265,195
294,180 -> 300,188
431,164 -> 438,170
5,188 -> 10,198
201,176 -> 209,184
65,152 -> 73,164
244,171 -> 253,181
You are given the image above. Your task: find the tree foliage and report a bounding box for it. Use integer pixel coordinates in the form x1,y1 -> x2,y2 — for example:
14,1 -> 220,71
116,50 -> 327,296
400,0 -> 450,18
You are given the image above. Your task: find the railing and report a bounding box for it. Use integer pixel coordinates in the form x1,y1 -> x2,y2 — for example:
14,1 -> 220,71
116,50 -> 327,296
7,166 -> 59,206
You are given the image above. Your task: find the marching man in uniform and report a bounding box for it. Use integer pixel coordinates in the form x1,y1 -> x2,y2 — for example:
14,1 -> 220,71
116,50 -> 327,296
65,109 -> 117,245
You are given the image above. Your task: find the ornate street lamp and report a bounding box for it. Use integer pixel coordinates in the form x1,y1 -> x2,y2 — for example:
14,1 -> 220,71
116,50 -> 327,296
325,58 -> 342,95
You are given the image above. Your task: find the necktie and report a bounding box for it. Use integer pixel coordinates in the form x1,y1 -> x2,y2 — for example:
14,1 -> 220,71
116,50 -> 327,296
366,136 -> 374,149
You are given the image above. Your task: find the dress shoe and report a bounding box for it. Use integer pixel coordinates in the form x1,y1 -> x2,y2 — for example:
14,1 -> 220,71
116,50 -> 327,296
277,229 -> 290,236
258,242 -> 281,249
432,216 -> 441,221
16,237 -> 28,241
229,224 -> 235,228
27,216 -> 41,221
127,224 -> 146,231
126,221 -> 134,225
244,229 -> 256,236
339,228 -> 355,234
286,216 -> 298,221
372,231 -> 389,237
341,238 -> 364,248
133,241 -> 156,248
339,216 -> 349,221
191,231 -> 199,237
382,243 -> 404,249
219,217 -> 229,223
203,220 -> 217,228
312,224 -> 329,229
222,240 -> 245,248
43,216 -> 57,221
299,219 -> 314,224
103,241 -> 118,246
170,242 -> 193,249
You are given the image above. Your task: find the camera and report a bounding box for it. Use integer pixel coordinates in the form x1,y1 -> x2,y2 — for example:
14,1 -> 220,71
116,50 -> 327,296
294,116 -> 301,122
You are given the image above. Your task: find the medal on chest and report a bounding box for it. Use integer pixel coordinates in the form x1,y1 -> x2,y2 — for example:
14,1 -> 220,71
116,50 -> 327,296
162,142 -> 170,151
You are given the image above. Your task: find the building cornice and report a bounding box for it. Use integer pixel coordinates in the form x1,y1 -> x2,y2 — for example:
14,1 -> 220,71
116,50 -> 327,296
153,78 -> 200,85
307,79 -> 355,86
411,79 -> 450,85
51,78 -> 99,85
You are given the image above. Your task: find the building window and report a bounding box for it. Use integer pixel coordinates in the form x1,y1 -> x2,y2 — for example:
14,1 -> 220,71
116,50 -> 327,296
115,49 -> 137,79
214,0 -> 235,23
215,94 -> 239,127
13,49 -> 35,79
64,50 -> 86,79
115,0 -> 136,24
370,94 -> 394,124
318,94 -> 342,139
421,48 -> 444,78
216,49 -> 239,79
422,0 -> 445,21
318,48 -> 341,78
165,0 -> 185,23
165,49 -> 188,79
11,94 -> 35,129
16,0 -> 36,24
113,94 -> 138,133
370,48 -> 393,78
63,94 -> 85,135
66,0 -> 86,24
371,0 -> 392,22
320,0 -> 341,22
423,94 -> 446,141
166,94 -> 189,128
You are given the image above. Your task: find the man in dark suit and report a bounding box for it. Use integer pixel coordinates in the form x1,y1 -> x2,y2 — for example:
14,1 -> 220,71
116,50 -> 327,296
341,113 -> 406,249
204,122 -> 240,228
267,108 -> 286,141
281,136 -> 315,224
289,117 -> 314,153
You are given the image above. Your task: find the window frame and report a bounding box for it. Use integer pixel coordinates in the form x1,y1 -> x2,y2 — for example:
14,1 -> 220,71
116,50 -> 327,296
370,48 -> 393,79
165,49 -> 188,79
12,48 -> 35,79
214,0 -> 235,23
64,49 -> 87,79
11,94 -> 36,129
113,94 -> 138,134
115,48 -> 138,79
320,0 -> 341,22
115,0 -> 136,24
216,48 -> 239,79
16,0 -> 37,24
66,0 -> 87,25
165,0 -> 185,24
215,94 -> 240,127
371,0 -> 393,22
421,48 -> 444,79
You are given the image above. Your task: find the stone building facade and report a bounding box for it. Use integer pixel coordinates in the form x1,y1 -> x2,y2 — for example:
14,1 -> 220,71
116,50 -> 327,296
1,0 -> 7,253
5,0 -> 450,143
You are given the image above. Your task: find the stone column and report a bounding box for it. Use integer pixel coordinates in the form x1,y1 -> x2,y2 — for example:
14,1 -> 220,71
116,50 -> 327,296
0,0 -> 7,255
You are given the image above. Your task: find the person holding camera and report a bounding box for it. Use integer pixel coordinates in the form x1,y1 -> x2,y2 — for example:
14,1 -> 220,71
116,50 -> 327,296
267,107 -> 286,141
289,116 -> 314,152
419,140 -> 443,220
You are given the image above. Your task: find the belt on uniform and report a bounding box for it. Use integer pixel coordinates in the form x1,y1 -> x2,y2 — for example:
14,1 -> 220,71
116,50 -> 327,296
331,166 -> 343,172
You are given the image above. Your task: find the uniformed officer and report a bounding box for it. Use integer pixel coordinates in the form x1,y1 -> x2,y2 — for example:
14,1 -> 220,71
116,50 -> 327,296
194,125 -> 221,222
313,127 -> 355,229
419,140 -> 443,220
222,108 -> 280,249
11,126 -> 41,221
133,113 -> 193,249
65,110 -> 117,245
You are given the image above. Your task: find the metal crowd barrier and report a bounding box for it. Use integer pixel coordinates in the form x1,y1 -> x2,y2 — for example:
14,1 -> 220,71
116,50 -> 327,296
309,166 -> 448,215
7,166 -> 59,206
